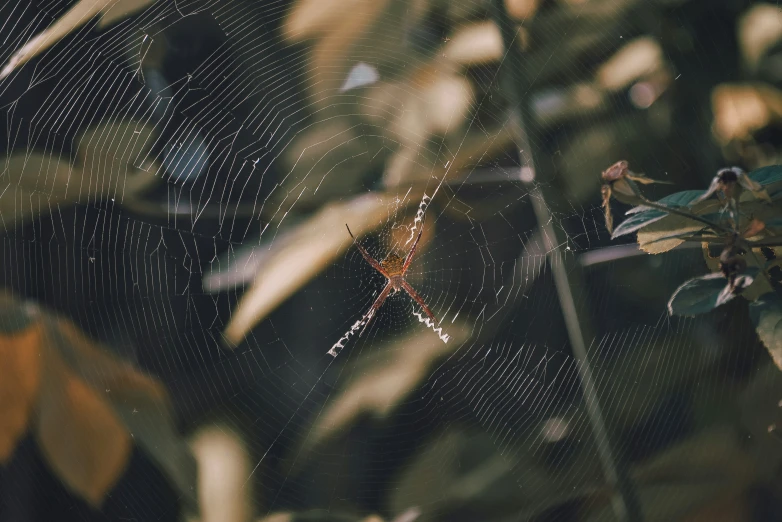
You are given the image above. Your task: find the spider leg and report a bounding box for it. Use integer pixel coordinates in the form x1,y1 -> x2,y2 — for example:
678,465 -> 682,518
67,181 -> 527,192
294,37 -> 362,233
346,224 -> 389,277
400,279 -> 438,325
402,215 -> 425,274
359,282 -> 393,336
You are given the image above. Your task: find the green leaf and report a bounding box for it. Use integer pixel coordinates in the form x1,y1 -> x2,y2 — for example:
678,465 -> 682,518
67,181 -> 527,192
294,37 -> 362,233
749,293 -> 782,372
668,273 -> 728,316
611,209 -> 667,239
668,268 -> 760,316
748,165 -> 782,186
626,190 -> 706,215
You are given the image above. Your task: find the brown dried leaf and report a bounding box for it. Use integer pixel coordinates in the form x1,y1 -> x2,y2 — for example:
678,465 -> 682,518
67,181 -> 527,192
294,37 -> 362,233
0,0 -> 154,80
36,339 -> 132,507
50,318 -> 197,510
0,293 -> 195,509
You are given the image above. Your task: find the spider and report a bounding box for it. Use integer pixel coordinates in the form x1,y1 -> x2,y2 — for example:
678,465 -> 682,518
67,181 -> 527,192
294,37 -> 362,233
345,219 -> 438,335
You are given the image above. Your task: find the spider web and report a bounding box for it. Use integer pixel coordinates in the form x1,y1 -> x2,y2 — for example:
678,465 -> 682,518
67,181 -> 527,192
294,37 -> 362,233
0,1 -> 779,521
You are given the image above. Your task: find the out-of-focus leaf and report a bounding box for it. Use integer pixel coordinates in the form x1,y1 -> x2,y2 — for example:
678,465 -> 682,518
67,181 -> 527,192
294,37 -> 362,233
0,293 -> 196,510
505,0 -> 541,21
259,512 -> 385,522
596,37 -> 664,92
443,21 -> 504,66
50,318 -> 197,511
532,84 -> 605,130
390,508 -> 421,522
739,4 -> 782,73
224,192 -> 407,346
0,0 -> 154,80
36,334 -> 132,508
189,424 -> 250,522
749,293 -> 782,372
748,165 -> 782,186
586,427 -> 755,522
610,209 -> 667,239
712,84 -> 782,144
297,322 -> 470,457
1,120 -> 158,230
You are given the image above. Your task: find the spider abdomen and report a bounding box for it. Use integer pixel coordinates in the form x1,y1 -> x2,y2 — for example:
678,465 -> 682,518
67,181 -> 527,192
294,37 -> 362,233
380,253 -> 405,276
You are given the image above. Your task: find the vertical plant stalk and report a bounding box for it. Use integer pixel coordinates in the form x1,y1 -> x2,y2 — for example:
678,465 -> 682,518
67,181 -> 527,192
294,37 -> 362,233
489,2 -> 644,521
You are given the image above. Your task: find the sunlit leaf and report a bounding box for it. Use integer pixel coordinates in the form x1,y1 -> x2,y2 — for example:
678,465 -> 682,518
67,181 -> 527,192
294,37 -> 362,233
749,293 -> 782,372
611,209 -> 667,239
637,214 -> 710,254
637,228 -> 707,248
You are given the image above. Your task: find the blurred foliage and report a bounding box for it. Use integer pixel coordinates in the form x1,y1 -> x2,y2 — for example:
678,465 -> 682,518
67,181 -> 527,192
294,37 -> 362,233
2,1 -> 782,522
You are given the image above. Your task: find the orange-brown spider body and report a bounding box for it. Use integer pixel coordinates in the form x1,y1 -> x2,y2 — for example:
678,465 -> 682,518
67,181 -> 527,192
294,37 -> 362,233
345,221 -> 438,334
381,253 -> 405,277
